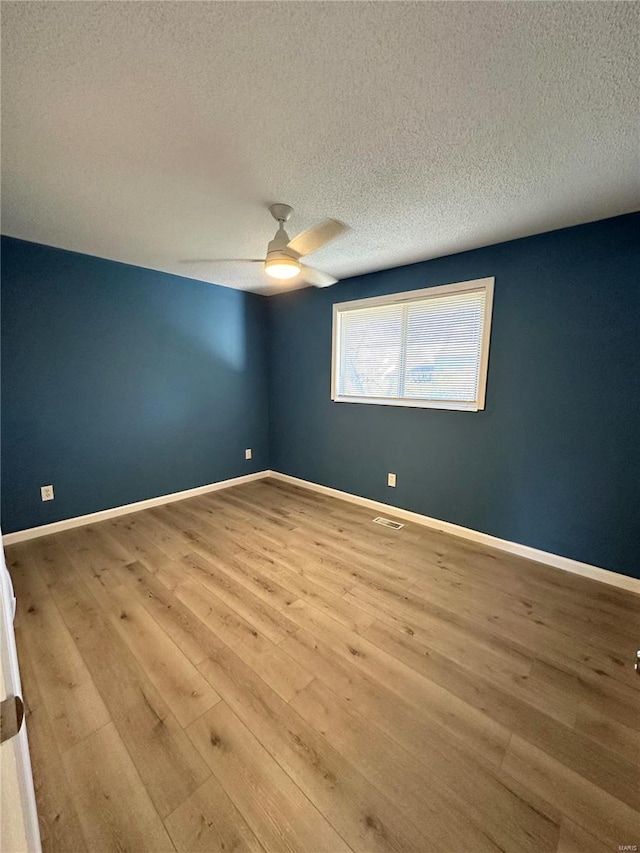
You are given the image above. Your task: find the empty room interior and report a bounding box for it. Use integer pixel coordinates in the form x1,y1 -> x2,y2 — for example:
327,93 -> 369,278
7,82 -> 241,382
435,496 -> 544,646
1,2 -> 639,852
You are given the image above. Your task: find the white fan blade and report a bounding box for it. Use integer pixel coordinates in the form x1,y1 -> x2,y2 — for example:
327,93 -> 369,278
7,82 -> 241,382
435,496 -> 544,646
299,265 -> 338,288
287,219 -> 349,257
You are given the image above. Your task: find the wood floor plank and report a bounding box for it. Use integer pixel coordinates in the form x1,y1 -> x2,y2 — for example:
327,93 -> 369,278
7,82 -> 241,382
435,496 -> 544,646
164,775 -> 266,853
291,677 -> 560,853
556,818 -> 612,853
262,480 -> 636,628
429,533 -> 638,614
502,734 -> 640,848
410,565 -> 639,648
283,598 -> 511,765
289,533 -> 419,597
225,542 -> 377,632
245,492 -> 436,583
244,482 -> 426,550
57,530 -> 223,732
14,625 -> 89,853
224,488 -> 420,589
177,495 -> 291,562
280,625 -> 562,832
62,722 -> 175,852
194,494 -> 295,550
154,498 -> 290,557
57,527 -> 123,589
179,551 -> 297,644
347,564 -> 640,698
409,573 -> 640,688
360,620 -> 640,810
92,557 -> 211,666
530,657 -> 640,733
7,554 -> 111,754
177,580 -> 312,702
574,705 -> 640,764
133,509 -> 195,561
187,702 -> 353,853
182,534 -> 297,611
7,478 -> 639,853
255,545 -> 356,597
350,590 -> 535,682
102,584 -> 221,728
103,516 -> 179,571
111,559 -> 313,703
196,640 -> 438,853
352,592 -> 624,725
63,524 -> 132,574
33,538 -> 212,819
155,558 -> 192,591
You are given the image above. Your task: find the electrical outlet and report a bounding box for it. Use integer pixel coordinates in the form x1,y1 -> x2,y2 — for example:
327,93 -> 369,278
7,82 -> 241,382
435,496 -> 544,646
41,485 -> 54,501
387,473 -> 396,487
245,448 -> 252,460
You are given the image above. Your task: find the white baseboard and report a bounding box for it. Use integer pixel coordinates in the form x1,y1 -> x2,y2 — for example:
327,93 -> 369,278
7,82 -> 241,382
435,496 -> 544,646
2,471 -> 270,545
268,471 -> 640,594
4,467 -> 637,594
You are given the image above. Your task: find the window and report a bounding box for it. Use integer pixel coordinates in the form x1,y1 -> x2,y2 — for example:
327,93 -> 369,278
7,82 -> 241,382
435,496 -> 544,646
331,277 -> 494,412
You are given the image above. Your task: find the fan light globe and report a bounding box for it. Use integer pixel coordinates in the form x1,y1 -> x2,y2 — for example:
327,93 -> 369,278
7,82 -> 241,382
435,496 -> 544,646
264,256 -> 300,280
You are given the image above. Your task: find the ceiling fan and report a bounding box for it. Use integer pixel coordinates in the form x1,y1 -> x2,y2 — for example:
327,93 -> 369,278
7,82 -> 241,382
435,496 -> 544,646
186,204 -> 349,288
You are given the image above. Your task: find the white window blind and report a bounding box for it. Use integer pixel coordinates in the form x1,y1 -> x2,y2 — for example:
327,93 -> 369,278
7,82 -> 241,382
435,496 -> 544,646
332,278 -> 494,411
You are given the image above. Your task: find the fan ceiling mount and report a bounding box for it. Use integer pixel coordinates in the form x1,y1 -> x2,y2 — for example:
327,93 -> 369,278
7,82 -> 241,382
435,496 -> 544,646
268,203 -> 294,223
183,203 -> 349,289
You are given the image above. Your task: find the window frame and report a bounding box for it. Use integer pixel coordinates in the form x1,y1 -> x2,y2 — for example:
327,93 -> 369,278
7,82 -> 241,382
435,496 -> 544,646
331,277 -> 495,412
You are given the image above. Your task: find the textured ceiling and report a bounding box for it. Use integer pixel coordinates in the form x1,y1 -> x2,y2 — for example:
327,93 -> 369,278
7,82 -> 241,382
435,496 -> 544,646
2,2 -> 638,296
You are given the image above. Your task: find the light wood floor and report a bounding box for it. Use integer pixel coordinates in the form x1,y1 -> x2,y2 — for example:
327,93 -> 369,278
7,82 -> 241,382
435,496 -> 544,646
6,478 -> 640,853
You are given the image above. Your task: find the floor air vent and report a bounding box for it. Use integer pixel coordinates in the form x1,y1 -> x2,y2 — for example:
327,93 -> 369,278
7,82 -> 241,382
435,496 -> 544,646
372,517 -> 404,530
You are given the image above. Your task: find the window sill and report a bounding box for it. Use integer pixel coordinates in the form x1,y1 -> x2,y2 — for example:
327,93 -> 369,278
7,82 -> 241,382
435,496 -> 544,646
331,395 -> 481,412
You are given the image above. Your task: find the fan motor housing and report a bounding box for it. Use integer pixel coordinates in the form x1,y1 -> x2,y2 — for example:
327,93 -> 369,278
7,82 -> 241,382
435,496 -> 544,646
266,249 -> 299,265
266,225 -> 299,260
264,230 -> 301,279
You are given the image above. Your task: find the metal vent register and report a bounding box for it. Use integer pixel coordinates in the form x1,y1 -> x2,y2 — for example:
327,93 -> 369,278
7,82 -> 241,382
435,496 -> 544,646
372,517 -> 404,530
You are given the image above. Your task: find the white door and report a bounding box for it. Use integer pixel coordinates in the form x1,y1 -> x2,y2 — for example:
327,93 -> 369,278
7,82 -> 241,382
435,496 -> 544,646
0,538 -> 41,852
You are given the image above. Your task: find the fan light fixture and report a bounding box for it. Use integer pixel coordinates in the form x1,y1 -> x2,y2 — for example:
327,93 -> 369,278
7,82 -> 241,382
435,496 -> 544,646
264,254 -> 301,280
182,203 -> 346,289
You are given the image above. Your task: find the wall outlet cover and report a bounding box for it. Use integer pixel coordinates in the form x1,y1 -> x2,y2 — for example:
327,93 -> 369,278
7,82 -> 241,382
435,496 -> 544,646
387,473 -> 396,487
41,485 -> 54,501
245,448 -> 252,460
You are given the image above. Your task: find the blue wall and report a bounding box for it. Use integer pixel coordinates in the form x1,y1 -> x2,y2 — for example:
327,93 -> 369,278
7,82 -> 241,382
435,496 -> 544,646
2,216 -> 639,578
268,213 -> 640,579
1,237 -> 269,533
